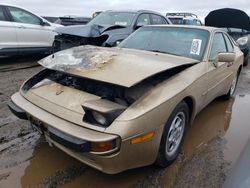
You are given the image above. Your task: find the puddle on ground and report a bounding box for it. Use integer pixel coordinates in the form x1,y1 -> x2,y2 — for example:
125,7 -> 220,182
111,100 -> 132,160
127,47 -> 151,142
223,95 -> 250,163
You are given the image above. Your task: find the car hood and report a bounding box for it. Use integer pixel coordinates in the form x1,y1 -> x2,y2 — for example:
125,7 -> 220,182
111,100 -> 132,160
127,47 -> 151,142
39,45 -> 198,87
205,8 -> 250,30
55,24 -> 126,37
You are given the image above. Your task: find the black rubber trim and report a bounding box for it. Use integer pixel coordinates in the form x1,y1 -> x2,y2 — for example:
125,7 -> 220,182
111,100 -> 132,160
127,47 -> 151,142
49,129 -> 91,152
8,101 -> 28,120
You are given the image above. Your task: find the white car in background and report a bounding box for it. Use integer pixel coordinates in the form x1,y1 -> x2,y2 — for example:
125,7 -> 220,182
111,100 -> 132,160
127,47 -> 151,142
0,3 -> 61,56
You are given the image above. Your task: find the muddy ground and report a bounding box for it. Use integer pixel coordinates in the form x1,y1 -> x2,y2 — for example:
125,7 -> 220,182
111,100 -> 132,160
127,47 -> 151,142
0,57 -> 250,188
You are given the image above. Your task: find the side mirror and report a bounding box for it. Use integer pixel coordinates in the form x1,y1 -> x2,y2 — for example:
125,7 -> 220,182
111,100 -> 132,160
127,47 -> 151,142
218,52 -> 235,63
134,23 -> 145,30
214,52 -> 235,67
40,20 -> 49,26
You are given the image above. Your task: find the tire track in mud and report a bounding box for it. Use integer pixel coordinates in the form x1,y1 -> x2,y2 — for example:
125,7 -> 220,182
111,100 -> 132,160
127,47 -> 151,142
135,137 -> 230,188
33,165 -> 88,188
0,64 -> 43,186
0,63 -> 88,188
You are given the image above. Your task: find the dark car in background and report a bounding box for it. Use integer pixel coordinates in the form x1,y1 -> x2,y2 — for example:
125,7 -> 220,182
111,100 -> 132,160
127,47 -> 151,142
43,16 -> 91,26
55,16 -> 91,26
166,13 -> 202,26
205,8 -> 250,66
52,10 -> 170,52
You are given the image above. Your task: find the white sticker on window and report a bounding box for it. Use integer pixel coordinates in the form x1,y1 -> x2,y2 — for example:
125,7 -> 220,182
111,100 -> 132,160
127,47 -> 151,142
115,21 -> 127,26
190,39 -> 202,55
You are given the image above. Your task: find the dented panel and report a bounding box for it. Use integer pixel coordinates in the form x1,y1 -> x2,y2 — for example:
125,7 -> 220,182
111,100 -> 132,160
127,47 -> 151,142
39,45 -> 198,87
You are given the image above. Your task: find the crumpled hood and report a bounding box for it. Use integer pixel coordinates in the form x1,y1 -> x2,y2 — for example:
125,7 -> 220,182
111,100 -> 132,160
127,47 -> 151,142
55,24 -> 126,38
39,46 -> 198,87
205,8 -> 250,30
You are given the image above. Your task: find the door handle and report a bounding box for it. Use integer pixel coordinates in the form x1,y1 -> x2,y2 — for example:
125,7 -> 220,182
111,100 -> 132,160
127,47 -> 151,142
227,62 -> 233,67
18,25 -> 25,29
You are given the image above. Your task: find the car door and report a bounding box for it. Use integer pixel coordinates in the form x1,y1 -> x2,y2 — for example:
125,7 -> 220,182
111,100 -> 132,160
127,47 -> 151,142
6,6 -> 55,48
0,5 -> 18,51
205,32 -> 235,103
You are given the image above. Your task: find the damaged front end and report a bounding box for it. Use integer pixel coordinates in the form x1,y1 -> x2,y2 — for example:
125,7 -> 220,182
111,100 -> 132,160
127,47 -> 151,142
20,68 -> 152,128
8,44 -> 198,172
14,46 -> 198,129
53,34 -> 109,52
53,24 -> 126,52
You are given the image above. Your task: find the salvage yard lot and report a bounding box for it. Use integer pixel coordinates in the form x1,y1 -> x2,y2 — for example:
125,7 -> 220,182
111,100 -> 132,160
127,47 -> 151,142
0,57 -> 250,188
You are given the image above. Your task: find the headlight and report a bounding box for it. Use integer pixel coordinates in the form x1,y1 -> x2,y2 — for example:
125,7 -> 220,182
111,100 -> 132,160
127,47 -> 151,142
92,111 -> 108,126
82,108 -> 124,127
114,40 -> 122,46
237,36 -> 248,46
82,100 -> 127,127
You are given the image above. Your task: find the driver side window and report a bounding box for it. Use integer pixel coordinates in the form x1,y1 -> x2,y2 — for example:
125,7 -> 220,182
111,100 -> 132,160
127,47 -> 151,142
136,14 -> 150,26
0,6 -> 7,21
8,6 -> 41,25
209,33 -> 227,61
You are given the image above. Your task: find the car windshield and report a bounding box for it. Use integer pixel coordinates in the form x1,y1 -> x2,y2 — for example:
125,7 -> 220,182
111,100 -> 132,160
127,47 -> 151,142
87,12 -> 136,27
119,26 -> 209,61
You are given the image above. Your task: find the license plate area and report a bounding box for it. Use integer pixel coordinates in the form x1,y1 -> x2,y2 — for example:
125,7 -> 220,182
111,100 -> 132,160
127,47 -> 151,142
28,115 -> 47,134
48,126 -> 90,152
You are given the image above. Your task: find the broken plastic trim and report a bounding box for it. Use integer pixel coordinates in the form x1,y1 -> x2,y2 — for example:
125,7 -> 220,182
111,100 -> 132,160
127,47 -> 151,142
22,69 -> 55,93
82,107 -> 125,127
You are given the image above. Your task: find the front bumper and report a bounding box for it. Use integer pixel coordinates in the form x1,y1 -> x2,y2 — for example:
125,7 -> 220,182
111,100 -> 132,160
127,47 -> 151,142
9,92 -> 161,174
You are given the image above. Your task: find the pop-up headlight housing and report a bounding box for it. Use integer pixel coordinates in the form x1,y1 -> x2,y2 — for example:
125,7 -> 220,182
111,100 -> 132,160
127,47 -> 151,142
82,99 -> 127,127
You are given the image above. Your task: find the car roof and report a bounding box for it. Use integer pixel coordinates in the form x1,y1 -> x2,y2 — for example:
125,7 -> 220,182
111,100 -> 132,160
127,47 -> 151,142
0,3 -> 52,23
166,13 -> 198,18
0,3 -> 26,9
104,10 -> 164,15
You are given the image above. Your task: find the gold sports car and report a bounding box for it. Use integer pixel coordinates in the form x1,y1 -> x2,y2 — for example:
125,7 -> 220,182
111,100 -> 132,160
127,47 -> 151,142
9,25 -> 243,174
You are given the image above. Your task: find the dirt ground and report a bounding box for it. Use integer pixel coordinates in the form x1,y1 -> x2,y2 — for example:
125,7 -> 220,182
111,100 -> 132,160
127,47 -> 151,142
0,57 -> 250,188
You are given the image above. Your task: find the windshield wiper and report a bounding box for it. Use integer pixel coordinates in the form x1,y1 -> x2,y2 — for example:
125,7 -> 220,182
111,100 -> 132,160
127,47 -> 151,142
149,50 -> 166,54
149,50 -> 181,57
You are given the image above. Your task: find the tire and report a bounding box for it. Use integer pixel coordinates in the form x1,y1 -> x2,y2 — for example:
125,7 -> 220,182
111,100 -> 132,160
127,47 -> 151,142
243,56 -> 249,66
156,101 -> 189,167
222,72 -> 239,100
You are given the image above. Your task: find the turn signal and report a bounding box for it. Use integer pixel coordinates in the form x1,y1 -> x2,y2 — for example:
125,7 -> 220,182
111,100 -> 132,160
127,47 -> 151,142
131,132 -> 155,144
91,141 -> 114,152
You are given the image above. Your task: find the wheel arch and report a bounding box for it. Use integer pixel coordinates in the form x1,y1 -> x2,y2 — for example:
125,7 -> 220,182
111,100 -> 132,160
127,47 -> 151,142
182,96 -> 196,124
238,64 -> 243,74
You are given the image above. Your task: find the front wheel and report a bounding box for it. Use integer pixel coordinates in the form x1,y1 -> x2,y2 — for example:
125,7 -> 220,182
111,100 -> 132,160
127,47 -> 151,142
156,101 -> 189,167
222,73 -> 239,100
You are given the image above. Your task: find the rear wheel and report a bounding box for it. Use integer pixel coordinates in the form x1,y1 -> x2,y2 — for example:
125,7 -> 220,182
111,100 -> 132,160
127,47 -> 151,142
243,56 -> 249,66
156,101 -> 189,167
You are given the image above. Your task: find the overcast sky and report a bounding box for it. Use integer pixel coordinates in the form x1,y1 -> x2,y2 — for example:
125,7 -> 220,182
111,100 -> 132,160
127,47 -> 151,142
2,0 -> 250,21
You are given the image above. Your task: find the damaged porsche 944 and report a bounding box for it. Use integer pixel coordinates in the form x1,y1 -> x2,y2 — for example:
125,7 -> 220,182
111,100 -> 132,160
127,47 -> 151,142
9,25 -> 243,174
52,10 -> 170,52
